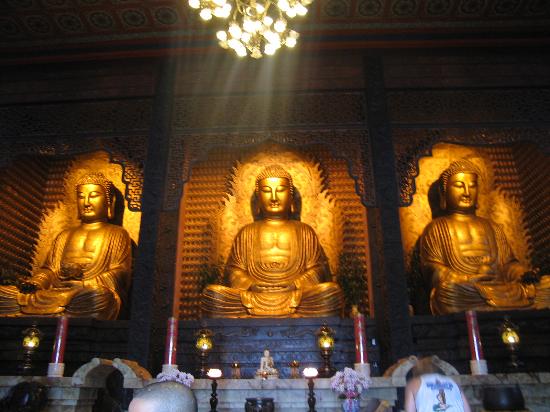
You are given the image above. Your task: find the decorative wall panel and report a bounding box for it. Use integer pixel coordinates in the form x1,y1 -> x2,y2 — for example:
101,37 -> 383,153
514,143 -> 550,273
0,157 -> 50,276
0,135 -> 147,211
393,127 -> 550,206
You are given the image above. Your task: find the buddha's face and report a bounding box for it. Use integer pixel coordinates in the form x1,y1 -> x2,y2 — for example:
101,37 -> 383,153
77,183 -> 109,223
257,177 -> 292,219
445,172 -> 478,213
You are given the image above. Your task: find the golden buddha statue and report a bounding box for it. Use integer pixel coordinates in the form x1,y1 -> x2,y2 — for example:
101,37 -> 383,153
420,160 -> 549,315
202,165 -> 343,317
0,173 -> 132,320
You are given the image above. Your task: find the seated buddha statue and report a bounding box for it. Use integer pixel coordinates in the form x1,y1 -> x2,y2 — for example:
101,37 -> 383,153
0,173 -> 132,320
202,165 -> 343,317
256,349 -> 279,379
420,160 -> 549,315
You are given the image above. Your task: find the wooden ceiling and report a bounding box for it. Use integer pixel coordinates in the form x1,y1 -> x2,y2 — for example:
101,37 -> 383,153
1,0 -> 549,64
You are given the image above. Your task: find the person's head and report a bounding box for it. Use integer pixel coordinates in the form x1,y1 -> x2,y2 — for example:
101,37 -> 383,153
409,357 -> 444,379
129,381 -> 197,412
75,173 -> 115,223
439,160 -> 481,214
255,165 -> 294,219
264,349 -> 270,357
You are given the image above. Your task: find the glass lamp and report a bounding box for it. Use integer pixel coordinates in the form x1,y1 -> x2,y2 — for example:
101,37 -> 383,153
316,325 -> 335,377
500,317 -> 521,370
20,323 -> 43,375
195,328 -> 214,378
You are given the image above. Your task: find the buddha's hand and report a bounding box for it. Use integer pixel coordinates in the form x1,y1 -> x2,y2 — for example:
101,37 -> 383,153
250,283 -> 295,292
521,268 -> 541,285
18,281 -> 39,294
60,265 -> 84,281
442,270 -> 495,284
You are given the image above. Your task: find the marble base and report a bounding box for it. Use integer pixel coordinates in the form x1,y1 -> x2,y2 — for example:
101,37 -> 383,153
2,373 -> 550,412
48,363 -> 66,378
470,359 -> 488,375
192,377 -> 397,412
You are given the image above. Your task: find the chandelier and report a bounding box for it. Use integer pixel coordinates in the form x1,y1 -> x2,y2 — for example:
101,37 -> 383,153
188,0 -> 313,58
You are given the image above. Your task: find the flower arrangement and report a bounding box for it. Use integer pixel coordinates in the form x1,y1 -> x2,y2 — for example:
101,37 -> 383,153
156,368 -> 194,388
330,367 -> 370,399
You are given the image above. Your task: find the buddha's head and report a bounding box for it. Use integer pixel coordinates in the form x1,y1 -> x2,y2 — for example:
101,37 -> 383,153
255,165 -> 294,219
75,173 -> 115,223
439,160 -> 481,214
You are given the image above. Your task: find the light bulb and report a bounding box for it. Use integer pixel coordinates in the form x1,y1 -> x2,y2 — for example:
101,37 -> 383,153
235,45 -> 247,56
286,7 -> 297,17
274,19 -> 286,32
216,30 -> 228,41
213,0 -> 226,6
220,3 -> 232,17
295,3 -> 308,15
264,43 -> 276,55
256,3 -> 265,12
241,32 -> 252,43
189,0 -> 201,8
263,15 -> 273,25
278,0 -> 290,11
227,38 -> 241,49
199,8 -> 212,20
243,18 -> 256,33
285,36 -> 297,47
229,23 -> 242,38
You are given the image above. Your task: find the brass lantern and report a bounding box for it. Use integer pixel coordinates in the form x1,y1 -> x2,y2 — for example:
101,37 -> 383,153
20,323 -> 43,374
316,324 -> 335,377
195,328 -> 214,378
500,317 -> 521,370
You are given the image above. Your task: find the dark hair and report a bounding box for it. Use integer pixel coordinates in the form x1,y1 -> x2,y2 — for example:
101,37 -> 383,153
0,382 -> 48,412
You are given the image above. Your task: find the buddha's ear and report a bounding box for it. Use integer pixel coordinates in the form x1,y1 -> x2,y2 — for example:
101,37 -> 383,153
290,202 -> 296,214
439,186 -> 446,211
107,196 -> 116,220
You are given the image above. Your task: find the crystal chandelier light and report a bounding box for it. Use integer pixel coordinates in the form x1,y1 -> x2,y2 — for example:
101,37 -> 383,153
188,0 -> 312,58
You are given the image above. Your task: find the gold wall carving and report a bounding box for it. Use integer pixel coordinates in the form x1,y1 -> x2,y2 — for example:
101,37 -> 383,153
175,139 -> 370,319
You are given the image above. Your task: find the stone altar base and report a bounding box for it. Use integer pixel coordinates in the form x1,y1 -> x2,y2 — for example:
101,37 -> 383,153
193,377 -> 397,412
2,374 -> 550,411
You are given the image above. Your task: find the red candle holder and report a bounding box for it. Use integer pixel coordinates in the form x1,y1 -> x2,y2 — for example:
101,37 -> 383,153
163,316 -> 179,373
48,316 -> 69,377
353,312 -> 371,377
465,310 -> 488,375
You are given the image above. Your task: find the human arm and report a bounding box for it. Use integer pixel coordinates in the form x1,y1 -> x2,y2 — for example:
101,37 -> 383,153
404,378 -> 420,412
460,388 -> 472,412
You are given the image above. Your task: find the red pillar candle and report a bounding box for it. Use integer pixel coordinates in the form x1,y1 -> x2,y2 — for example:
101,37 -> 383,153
353,312 -> 369,364
465,310 -> 484,361
164,316 -> 178,365
51,316 -> 69,364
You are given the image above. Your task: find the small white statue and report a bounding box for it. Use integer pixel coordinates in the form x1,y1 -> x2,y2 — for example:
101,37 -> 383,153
255,349 -> 279,379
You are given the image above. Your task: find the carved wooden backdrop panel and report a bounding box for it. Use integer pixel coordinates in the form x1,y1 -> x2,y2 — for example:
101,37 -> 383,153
174,134 -> 372,319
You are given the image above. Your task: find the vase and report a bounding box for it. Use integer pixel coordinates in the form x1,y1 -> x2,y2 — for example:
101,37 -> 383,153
342,398 -> 360,412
